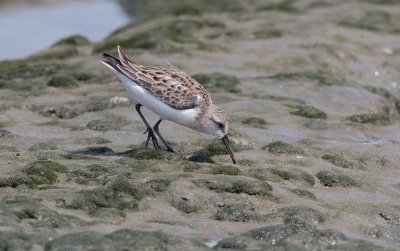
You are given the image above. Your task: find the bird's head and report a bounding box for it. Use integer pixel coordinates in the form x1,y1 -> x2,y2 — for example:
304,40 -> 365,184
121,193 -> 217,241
195,104 -> 236,164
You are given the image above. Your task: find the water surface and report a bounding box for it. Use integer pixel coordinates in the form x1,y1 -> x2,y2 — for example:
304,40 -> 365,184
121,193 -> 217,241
0,0 -> 131,60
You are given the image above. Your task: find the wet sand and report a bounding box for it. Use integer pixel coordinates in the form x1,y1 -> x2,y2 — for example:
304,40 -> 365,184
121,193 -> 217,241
0,0 -> 399,250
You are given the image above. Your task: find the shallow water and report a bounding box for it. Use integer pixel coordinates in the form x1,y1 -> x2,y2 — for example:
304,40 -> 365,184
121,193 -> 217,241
0,0 -> 131,60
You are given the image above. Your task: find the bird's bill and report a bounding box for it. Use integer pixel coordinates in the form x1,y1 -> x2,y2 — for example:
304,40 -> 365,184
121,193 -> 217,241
221,135 -> 236,164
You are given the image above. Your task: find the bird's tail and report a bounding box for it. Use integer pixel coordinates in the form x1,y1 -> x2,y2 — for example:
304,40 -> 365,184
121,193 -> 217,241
100,52 -> 121,72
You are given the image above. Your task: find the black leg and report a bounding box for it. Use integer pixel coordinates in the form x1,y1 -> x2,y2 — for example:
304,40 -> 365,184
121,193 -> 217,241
135,104 -> 161,150
153,119 -> 175,152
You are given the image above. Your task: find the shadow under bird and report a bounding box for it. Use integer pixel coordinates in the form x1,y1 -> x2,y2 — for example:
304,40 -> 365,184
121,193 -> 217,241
101,46 -> 236,164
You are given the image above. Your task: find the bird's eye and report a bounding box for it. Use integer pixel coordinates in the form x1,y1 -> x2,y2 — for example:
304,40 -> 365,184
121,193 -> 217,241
217,123 -> 224,129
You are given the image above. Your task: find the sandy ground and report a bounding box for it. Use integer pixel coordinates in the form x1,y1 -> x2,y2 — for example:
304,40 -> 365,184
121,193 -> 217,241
0,0 -> 400,250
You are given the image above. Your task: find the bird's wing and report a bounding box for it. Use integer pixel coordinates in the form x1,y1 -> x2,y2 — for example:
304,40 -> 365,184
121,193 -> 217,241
115,46 -> 204,110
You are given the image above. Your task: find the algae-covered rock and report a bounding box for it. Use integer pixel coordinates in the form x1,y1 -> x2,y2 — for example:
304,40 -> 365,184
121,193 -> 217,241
0,60 -> 60,81
194,176 -> 272,195
316,171 -> 357,187
0,175 -> 34,188
269,167 -> 315,186
96,18 -> 226,54
0,231 -> 32,251
379,211 -> 400,225
211,165 -> 242,176
290,104 -> 327,119
0,196 -> 86,230
170,198 -> 200,214
322,154 -> 353,169
145,179 -> 171,192
215,223 -> 351,250
86,120 -> 119,131
347,113 -> 391,126
35,105 -> 81,119
304,119 -> 327,130
267,206 -> 326,226
197,139 -> 252,158
68,187 -> 139,212
241,117 -> 268,129
192,72 -> 241,93
24,160 -> 69,186
28,142 -> 58,151
124,148 -> 177,160
339,10 -> 397,33
262,141 -> 305,155
291,189 -> 317,200
47,74 -> 78,88
253,27 -> 283,39
103,174 -> 141,199
365,86 -> 400,113
0,129 -> 12,137
31,47 -> 79,60
46,229 -> 210,251
53,35 -> 90,47
268,70 -> 346,86
44,232 -> 112,250
214,204 -> 265,222
124,0 -> 243,18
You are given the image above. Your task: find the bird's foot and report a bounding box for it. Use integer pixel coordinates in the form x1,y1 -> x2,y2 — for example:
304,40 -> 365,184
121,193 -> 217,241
144,128 -> 161,150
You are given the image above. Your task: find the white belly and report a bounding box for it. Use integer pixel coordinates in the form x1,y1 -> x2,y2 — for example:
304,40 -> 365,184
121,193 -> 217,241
114,71 -> 198,127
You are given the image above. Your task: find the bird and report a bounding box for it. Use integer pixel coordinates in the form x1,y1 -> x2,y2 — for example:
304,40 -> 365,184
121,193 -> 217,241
101,46 -> 236,164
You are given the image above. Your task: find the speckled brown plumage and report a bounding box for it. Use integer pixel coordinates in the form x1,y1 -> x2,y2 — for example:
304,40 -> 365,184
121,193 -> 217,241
111,48 -> 211,110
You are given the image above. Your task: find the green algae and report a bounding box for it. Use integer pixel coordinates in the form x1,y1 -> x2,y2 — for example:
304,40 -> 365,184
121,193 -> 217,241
339,10 -> 399,33
365,86 -> 400,113
211,165 -> 242,176
215,204 -> 265,222
124,148 -> 177,160
269,206 -> 326,225
322,154 -> 354,169
28,142 -> 58,151
170,199 -> 200,214
145,179 -> 171,192
96,18 -> 226,54
289,104 -> 327,119
347,113 -> 391,126
47,75 -> 79,88
291,189 -> 317,200
262,141 -> 305,155
0,175 -> 35,188
86,120 -> 120,131
0,231 -> 32,251
94,31 -> 157,53
192,72 -> 241,93
241,117 -> 268,128
68,187 -> 139,212
253,28 -> 283,39
197,139 -> 251,158
52,35 -> 90,47
316,171 -> 357,187
24,161 -> 69,186
194,177 -> 272,195
125,0 -> 243,19
270,168 -> 315,186
259,0 -> 299,13
268,70 -> 346,86
182,161 -> 202,172
30,47 -> 79,60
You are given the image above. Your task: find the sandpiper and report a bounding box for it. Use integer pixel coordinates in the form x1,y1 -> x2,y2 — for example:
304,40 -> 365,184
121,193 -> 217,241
101,46 -> 236,164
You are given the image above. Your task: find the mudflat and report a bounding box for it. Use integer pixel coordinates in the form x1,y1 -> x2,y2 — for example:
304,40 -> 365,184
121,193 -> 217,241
0,1 -> 399,250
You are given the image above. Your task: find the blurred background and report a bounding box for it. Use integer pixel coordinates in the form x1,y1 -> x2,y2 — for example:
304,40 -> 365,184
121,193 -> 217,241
0,0 -> 134,60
